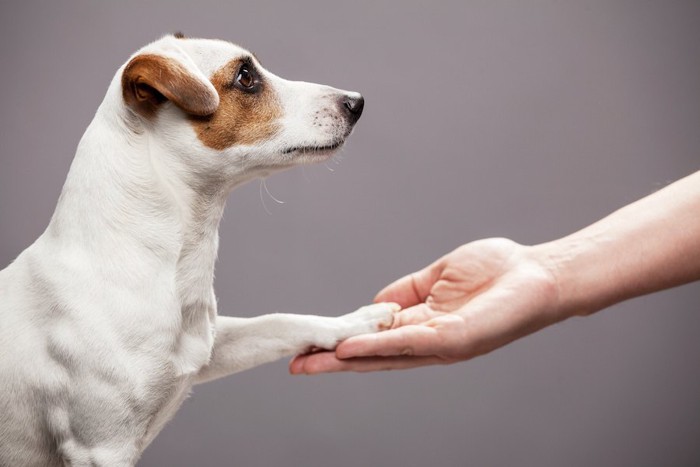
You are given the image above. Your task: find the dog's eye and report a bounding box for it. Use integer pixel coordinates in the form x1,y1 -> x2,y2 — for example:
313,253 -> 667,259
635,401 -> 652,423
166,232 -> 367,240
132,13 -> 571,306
235,65 -> 256,90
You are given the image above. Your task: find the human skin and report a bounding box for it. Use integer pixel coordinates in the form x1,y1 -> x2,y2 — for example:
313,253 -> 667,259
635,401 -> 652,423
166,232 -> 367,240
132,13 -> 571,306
290,170 -> 700,374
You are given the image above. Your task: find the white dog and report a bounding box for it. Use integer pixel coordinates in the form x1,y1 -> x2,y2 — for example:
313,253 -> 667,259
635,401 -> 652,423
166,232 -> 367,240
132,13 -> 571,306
0,34 -> 397,466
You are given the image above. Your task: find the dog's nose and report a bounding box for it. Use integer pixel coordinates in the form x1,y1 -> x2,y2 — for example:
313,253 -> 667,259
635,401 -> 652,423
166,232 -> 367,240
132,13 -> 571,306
340,94 -> 364,124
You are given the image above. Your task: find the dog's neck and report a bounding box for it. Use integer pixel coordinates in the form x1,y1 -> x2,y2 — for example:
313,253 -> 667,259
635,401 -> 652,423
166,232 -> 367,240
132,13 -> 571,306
45,101 -> 234,372
50,112 -> 227,274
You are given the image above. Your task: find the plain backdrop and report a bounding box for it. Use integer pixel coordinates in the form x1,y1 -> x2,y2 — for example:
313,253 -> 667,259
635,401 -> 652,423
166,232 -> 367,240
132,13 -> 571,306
1,1 -> 698,466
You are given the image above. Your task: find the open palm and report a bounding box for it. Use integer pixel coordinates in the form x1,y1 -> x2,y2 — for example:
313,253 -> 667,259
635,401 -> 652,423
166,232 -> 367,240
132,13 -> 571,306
290,238 -> 562,373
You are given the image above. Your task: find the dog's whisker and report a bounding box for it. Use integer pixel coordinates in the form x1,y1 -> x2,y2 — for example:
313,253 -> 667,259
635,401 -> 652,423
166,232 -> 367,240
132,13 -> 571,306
258,179 -> 286,215
259,180 -> 274,216
262,179 -> 285,204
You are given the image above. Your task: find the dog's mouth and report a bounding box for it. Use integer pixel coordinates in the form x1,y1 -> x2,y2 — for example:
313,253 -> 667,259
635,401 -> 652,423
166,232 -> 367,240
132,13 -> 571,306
281,139 -> 344,155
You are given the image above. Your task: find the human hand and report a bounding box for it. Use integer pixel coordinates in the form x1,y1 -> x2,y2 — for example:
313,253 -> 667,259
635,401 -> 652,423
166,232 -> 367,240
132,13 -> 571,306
289,238 -> 565,373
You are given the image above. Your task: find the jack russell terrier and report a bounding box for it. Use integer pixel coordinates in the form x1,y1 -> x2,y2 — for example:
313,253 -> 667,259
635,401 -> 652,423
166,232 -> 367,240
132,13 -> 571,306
0,34 -> 398,466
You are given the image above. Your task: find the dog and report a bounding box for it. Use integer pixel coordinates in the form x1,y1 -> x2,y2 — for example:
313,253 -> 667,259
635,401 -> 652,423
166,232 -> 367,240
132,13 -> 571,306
0,34 -> 398,466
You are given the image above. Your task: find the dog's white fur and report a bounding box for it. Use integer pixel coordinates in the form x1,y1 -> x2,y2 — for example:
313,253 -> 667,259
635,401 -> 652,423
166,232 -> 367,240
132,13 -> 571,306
0,36 -> 395,466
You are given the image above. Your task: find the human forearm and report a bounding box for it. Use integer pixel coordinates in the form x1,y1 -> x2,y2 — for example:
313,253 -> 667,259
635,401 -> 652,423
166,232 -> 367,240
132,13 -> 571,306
540,171 -> 700,317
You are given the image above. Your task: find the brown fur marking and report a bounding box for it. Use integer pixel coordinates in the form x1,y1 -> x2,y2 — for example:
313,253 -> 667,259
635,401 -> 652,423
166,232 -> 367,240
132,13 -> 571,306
122,54 -> 218,118
190,59 -> 282,150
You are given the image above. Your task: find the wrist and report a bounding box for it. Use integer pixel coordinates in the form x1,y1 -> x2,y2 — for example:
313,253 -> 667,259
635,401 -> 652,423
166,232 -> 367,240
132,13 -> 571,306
531,172 -> 700,320
532,235 -> 616,319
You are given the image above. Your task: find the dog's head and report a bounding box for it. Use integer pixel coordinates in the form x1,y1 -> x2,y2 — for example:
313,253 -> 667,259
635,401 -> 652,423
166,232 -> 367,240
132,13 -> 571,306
118,34 -> 364,185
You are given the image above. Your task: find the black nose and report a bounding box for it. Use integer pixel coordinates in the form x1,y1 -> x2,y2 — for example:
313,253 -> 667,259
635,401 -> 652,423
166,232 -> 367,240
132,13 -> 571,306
340,94 -> 364,124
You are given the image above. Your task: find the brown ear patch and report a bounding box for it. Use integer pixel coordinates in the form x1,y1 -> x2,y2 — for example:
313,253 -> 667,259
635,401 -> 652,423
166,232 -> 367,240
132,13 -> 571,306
122,54 -> 218,118
190,59 -> 282,151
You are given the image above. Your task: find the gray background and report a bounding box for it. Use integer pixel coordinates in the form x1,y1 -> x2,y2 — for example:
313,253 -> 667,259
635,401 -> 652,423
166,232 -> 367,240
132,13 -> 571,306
1,1 -> 699,466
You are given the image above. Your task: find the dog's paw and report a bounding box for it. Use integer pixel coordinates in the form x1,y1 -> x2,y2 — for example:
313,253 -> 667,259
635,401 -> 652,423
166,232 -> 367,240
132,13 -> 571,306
340,302 -> 400,334
307,303 -> 401,351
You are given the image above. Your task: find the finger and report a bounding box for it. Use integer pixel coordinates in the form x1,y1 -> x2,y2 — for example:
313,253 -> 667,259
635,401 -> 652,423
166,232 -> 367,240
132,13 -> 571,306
289,351 -> 338,374
391,303 -> 443,328
335,325 -> 444,359
374,261 -> 444,308
289,352 -> 318,375
290,352 -> 450,374
338,356 -> 449,373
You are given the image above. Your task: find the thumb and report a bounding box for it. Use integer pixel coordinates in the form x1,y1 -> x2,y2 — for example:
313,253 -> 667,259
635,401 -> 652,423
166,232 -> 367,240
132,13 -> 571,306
374,261 -> 443,308
336,324 -> 444,359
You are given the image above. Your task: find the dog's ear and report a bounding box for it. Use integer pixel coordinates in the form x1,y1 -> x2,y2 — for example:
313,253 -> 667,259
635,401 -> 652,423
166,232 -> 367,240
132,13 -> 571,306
122,53 -> 219,117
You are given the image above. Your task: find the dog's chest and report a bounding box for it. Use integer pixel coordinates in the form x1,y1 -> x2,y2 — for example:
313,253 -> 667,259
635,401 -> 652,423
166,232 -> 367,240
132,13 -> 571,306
170,297 -> 216,376
163,213 -> 218,375
170,237 -> 219,376
138,295 -> 217,444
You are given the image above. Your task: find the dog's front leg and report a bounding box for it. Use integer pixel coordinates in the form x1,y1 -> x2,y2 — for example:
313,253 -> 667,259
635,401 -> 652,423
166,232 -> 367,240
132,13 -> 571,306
194,303 -> 397,384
